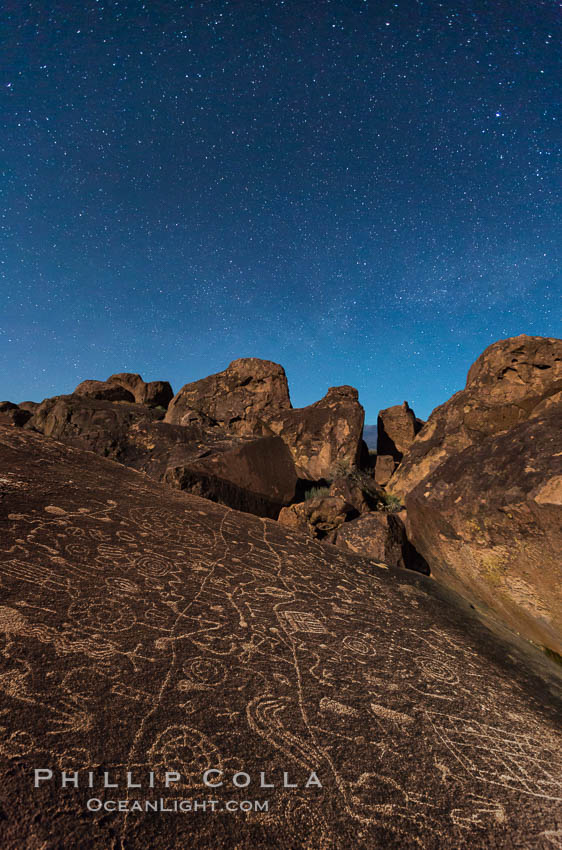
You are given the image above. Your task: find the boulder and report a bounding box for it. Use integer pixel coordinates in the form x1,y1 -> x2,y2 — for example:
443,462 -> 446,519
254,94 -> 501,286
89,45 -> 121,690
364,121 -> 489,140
336,511 -> 430,574
278,494 -> 358,543
164,435 -> 298,518
107,372 -> 173,407
165,357 -> 291,434
27,394 -> 170,462
73,379 -> 136,402
374,454 -> 397,486
390,335 -> 562,498
17,401 -> 39,414
328,476 -> 376,515
0,402 -> 32,428
377,401 -> 419,462
0,424 -> 561,849
267,386 -> 365,480
28,394 -> 298,518
405,401 -> 562,654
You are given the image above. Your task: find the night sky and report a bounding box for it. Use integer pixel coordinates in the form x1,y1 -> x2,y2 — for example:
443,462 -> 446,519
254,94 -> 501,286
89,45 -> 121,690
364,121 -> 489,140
2,0 -> 560,422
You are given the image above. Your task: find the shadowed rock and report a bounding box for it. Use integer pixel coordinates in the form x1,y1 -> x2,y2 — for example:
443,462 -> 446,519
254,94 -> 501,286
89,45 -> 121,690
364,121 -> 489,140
267,385 -> 365,480
165,357 -> 292,434
336,510 -> 430,574
164,435 -> 299,519
73,379 -> 136,402
107,372 -> 174,408
405,400 -> 562,654
390,335 -> 562,499
27,394 -> 299,518
0,402 -> 32,428
377,401 -> 419,461
0,425 -> 560,849
278,494 -> 358,543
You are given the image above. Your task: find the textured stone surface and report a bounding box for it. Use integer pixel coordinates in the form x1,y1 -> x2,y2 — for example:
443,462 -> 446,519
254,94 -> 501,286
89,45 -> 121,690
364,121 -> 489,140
267,386 -> 365,480
73,379 -> 137,402
106,372 -> 173,407
336,510 -> 429,574
165,357 -> 291,434
405,401 -> 562,655
277,494 -> 358,543
374,454 -> 397,486
0,425 -> 561,849
377,401 -> 419,461
328,476 -> 378,515
391,335 -> 562,498
27,394 -> 298,517
0,403 -> 32,428
164,435 -> 298,519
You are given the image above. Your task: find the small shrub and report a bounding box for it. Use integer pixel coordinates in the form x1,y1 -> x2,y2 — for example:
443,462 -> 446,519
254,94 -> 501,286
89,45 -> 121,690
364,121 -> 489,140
304,486 -> 331,501
379,491 -> 403,513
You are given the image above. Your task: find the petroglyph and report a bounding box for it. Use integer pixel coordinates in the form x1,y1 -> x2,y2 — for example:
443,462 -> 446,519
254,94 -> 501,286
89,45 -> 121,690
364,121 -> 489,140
0,425 -> 560,849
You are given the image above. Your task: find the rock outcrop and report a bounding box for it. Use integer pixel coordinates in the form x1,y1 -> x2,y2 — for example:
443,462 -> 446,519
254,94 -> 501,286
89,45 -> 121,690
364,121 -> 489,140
405,400 -> 562,654
267,386 -> 365,480
0,402 -> 32,428
373,453 -> 397,486
0,424 -> 561,849
107,372 -> 174,407
27,392 -> 299,519
278,494 -> 358,542
336,511 -> 430,574
374,401 -> 422,486
390,335 -> 562,498
165,357 -> 291,434
164,435 -> 298,518
74,373 -> 173,407
73,379 -> 137,402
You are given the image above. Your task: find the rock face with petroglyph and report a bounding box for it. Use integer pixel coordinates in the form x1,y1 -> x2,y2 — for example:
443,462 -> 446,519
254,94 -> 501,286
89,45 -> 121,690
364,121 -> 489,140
390,335 -> 562,499
0,424 -> 560,849
405,400 -> 562,655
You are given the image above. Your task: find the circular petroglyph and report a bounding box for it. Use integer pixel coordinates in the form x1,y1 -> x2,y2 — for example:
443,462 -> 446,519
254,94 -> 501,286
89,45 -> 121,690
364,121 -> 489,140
68,599 -> 135,632
105,576 -> 141,596
135,553 -> 171,578
343,634 -> 376,656
148,725 -> 222,787
181,657 -> 226,688
416,655 -> 459,685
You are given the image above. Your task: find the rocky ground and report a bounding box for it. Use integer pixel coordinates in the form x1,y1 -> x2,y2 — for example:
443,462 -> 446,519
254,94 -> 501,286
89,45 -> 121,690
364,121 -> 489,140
0,425 -> 561,849
0,334 -> 561,848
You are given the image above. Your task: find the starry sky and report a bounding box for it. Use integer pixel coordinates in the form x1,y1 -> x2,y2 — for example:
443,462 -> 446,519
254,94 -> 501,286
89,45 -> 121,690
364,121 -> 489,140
1,0 -> 560,422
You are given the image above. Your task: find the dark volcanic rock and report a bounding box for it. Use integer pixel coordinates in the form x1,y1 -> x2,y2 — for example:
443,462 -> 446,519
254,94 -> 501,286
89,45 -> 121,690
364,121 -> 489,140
28,394 -> 162,460
374,453 -> 397,486
164,435 -> 299,518
391,335 -> 562,498
267,385 -> 365,480
405,401 -> 562,655
328,476 -> 376,515
73,379 -> 136,402
165,357 -> 291,434
17,401 -> 39,414
0,425 -> 561,849
278,495 -> 358,543
28,394 -> 298,517
0,402 -> 32,428
107,372 -> 174,407
377,401 -> 419,462
336,510 -> 430,574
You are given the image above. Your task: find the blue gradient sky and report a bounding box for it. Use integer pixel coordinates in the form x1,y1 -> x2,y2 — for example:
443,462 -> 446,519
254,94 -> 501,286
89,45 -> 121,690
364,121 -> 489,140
1,0 -> 560,422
